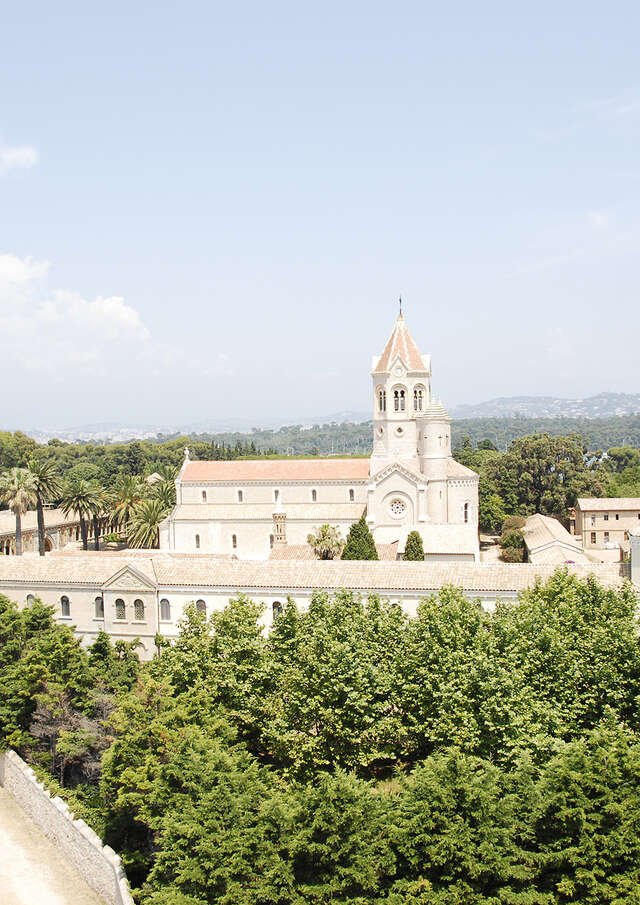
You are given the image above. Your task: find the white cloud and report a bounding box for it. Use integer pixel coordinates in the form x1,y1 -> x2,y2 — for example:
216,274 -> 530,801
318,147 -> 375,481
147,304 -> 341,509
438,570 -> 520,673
588,210 -> 609,229
0,144 -> 38,174
0,253 -> 49,284
0,253 -> 166,378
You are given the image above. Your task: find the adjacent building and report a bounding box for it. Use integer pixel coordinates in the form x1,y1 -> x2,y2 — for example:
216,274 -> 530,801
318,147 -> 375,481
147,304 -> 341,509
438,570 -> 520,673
573,498 -> 640,555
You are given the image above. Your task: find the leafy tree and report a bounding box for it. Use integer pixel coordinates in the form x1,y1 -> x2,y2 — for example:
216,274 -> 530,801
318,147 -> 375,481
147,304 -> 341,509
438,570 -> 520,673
403,530 -> 424,561
307,524 -> 344,559
0,466 -> 37,555
27,458 -> 62,556
341,515 -> 378,560
387,750 -> 532,904
531,723 -> 640,903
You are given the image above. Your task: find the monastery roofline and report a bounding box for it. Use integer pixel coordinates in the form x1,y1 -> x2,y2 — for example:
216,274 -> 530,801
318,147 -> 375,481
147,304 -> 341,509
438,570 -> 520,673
0,554 -> 628,593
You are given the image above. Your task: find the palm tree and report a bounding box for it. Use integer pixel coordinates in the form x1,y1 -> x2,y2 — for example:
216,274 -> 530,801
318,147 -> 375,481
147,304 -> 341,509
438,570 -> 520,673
60,478 -> 101,551
150,478 -> 176,511
0,467 -> 37,555
127,498 -> 169,549
307,524 -> 344,560
28,459 -> 62,556
111,474 -> 145,535
88,482 -> 110,550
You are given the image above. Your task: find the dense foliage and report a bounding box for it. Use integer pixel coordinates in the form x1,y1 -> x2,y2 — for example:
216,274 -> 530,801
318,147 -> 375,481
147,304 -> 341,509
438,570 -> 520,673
2,572 -> 640,903
341,514 -> 378,560
454,435 -> 640,533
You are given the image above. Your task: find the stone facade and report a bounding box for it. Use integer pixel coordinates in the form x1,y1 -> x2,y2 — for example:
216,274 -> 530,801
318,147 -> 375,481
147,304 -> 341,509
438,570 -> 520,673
0,508 -> 83,556
574,497 -> 640,555
160,314 -> 480,561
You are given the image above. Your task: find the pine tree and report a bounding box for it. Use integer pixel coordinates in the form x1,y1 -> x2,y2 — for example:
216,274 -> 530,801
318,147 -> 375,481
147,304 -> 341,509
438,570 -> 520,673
404,530 -> 424,561
341,515 -> 378,560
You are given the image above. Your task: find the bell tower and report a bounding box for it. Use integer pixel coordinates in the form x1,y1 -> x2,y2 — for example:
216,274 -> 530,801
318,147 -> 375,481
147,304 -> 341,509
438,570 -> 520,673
370,310 -> 432,473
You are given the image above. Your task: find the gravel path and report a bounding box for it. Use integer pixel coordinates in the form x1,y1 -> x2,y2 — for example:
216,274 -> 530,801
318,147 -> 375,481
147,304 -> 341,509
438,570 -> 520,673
0,787 -> 105,905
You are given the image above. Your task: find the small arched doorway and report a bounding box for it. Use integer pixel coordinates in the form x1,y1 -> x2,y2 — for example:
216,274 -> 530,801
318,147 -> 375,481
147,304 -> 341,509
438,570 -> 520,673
44,536 -> 53,553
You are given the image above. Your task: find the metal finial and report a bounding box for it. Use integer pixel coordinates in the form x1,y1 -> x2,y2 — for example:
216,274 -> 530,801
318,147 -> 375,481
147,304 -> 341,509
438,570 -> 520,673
399,295 -> 402,316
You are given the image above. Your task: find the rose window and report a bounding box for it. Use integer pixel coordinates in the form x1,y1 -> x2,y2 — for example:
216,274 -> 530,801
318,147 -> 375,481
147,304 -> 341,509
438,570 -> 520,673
389,498 -> 406,518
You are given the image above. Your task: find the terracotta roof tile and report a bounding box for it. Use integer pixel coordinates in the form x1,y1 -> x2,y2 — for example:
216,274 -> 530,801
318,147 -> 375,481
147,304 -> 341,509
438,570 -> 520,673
181,458 -> 371,483
0,553 -> 627,594
374,314 -> 427,373
577,497 -> 640,511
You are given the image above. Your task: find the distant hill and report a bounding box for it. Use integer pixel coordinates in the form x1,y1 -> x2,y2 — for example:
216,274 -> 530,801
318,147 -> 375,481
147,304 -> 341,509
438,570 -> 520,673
451,393 -> 640,420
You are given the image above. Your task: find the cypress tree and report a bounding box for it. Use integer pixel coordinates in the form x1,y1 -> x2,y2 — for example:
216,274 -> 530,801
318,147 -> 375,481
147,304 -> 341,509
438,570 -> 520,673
341,515 -> 378,560
404,530 -> 425,561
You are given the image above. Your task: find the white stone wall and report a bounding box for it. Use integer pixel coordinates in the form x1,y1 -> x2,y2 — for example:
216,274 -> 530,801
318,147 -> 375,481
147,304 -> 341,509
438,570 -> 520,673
181,481 -> 368,506
447,479 -> 479,526
170,515 -> 361,558
0,750 -> 134,905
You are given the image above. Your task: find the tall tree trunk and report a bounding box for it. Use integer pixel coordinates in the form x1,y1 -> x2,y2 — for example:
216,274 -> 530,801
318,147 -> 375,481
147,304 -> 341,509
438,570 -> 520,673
15,512 -> 22,556
80,515 -> 88,550
93,515 -> 100,550
36,492 -> 46,556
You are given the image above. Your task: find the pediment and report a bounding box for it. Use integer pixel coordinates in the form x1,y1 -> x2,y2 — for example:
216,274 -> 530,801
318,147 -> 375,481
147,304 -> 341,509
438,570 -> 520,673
370,461 -> 424,487
102,563 -> 157,592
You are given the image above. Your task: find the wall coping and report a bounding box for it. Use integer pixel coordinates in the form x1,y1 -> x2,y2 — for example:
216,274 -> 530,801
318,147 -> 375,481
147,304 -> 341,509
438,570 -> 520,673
0,749 -> 134,905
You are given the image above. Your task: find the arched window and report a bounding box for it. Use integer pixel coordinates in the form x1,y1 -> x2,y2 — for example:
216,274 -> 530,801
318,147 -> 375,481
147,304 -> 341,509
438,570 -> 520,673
269,534 -> 274,548
393,388 -> 406,412
26,594 -> 35,605
95,596 -> 104,618
134,599 -> 145,621
378,388 -> 386,412
160,598 -> 171,621
196,599 -> 206,615
60,595 -> 70,617
272,601 -> 283,620
237,489 -> 243,503
349,488 -> 355,502
202,490 -> 207,502
274,488 -> 280,503
413,386 -> 424,411
232,534 -> 237,549
195,534 -> 200,549
464,502 -> 470,524
115,598 -> 125,620
311,489 -> 317,502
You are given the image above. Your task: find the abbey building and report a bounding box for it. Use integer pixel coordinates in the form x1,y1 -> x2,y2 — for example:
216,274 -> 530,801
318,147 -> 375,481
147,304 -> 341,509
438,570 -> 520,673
159,314 -> 480,561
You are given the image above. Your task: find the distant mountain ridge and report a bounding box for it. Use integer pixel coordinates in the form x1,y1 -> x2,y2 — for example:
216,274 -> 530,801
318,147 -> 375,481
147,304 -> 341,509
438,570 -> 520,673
451,393 -> 640,420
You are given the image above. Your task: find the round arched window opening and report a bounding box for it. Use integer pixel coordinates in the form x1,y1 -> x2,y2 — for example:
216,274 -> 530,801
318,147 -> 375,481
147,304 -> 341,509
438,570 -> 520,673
389,498 -> 407,519
396,426 -> 404,436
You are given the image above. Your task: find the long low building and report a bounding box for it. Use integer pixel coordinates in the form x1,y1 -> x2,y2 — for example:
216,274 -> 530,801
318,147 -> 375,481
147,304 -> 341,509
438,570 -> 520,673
0,553 -> 634,660
0,508 -> 82,556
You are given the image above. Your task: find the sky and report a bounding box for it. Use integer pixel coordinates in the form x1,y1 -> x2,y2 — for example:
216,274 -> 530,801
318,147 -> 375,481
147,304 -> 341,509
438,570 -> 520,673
1,1 -> 639,430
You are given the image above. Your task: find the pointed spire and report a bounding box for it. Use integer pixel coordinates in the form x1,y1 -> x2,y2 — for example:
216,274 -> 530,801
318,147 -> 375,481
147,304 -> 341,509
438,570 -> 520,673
374,307 -> 427,373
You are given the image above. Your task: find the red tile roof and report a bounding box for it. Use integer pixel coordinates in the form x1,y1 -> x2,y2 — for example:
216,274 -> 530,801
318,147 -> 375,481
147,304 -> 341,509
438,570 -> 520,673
181,458 -> 371,483
374,314 -> 426,373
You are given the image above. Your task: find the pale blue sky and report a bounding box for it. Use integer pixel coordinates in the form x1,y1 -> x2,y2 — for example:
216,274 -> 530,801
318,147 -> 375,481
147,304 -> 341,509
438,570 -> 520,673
1,1 -> 639,429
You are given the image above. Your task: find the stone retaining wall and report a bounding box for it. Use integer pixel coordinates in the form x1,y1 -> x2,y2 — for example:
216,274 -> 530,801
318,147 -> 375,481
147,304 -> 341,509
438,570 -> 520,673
0,749 -> 134,905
